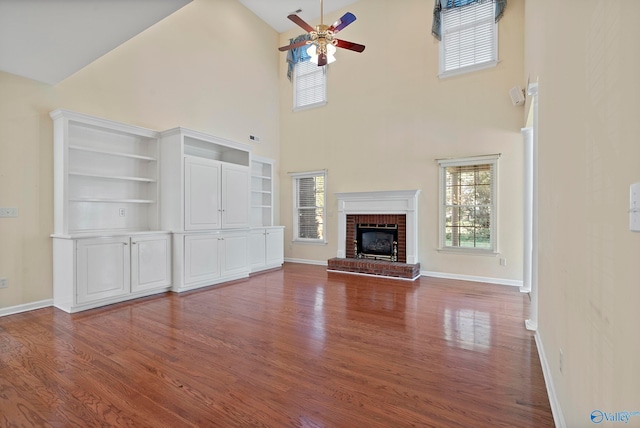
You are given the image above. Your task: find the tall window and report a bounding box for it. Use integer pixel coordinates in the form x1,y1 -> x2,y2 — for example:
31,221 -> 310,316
293,61 -> 327,111
439,1 -> 498,77
292,170 -> 326,243
438,155 -> 499,253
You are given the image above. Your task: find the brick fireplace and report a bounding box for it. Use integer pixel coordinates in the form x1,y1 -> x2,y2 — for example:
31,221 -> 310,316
328,190 -> 421,280
346,214 -> 406,262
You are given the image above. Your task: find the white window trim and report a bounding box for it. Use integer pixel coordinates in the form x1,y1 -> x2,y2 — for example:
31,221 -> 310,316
290,169 -> 327,244
438,2 -> 499,79
437,154 -> 500,255
293,61 -> 327,112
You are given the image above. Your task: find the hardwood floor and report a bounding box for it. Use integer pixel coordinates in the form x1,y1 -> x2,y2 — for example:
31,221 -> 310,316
0,263 -> 554,427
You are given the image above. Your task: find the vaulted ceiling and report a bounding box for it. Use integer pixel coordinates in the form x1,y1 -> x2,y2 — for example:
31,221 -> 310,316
0,0 -> 358,85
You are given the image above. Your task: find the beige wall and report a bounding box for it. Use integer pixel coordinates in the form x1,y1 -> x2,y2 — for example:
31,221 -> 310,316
525,0 -> 640,425
279,0 -> 526,282
0,0 -> 281,310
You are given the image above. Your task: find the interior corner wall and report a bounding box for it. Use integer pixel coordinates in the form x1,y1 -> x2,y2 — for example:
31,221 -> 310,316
525,0 -> 640,425
0,0 -> 281,310
278,0 -> 526,283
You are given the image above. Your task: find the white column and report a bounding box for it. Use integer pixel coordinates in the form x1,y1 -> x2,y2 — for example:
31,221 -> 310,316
525,83 -> 539,332
520,127 -> 533,294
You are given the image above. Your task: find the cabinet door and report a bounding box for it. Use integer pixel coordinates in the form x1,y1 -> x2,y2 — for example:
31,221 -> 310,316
76,237 -> 130,304
221,164 -> 250,229
184,234 -> 220,285
185,157 -> 221,230
220,233 -> 249,276
265,228 -> 284,266
131,234 -> 171,293
249,229 -> 266,270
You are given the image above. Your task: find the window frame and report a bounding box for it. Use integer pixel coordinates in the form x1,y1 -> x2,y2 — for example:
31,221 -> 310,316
291,169 -> 327,245
438,1 -> 499,78
293,60 -> 327,111
438,154 -> 500,255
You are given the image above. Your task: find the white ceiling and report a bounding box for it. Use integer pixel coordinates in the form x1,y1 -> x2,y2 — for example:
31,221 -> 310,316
238,0 -> 359,33
0,0 -> 192,85
0,0 -> 359,86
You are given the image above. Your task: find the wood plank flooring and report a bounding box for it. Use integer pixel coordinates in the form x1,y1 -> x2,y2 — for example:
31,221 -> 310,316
0,263 -> 554,427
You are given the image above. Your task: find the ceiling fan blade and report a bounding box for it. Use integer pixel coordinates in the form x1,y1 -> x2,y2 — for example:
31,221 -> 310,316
317,53 -> 328,67
336,39 -> 366,53
329,12 -> 356,34
278,40 -> 309,52
288,14 -> 315,33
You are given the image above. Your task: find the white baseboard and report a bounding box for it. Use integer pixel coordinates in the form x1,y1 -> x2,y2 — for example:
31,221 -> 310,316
534,330 -> 566,428
421,270 -> 523,287
0,299 -> 53,317
284,258 -> 328,266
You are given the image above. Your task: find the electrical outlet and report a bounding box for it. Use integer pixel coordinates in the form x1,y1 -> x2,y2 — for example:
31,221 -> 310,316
0,207 -> 18,218
500,258 -> 507,266
118,208 -> 126,217
559,348 -> 564,373
0,278 -> 8,289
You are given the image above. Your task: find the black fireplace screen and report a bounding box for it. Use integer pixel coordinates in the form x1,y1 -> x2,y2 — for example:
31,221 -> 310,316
355,223 -> 398,261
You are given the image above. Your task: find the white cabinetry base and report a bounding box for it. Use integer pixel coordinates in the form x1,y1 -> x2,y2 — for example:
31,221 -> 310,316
249,227 -> 284,273
171,230 -> 251,293
52,233 -> 171,313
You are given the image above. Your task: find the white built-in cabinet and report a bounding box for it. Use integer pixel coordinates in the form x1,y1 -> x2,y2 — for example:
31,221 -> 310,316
72,234 -> 171,305
50,109 -> 172,313
249,157 -> 284,273
159,127 -> 254,292
249,227 -> 285,273
184,157 -> 250,230
51,110 -> 283,311
179,230 -> 249,289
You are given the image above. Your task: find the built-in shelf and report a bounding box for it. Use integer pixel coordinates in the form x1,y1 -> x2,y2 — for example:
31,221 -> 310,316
69,198 -> 156,203
69,145 -> 157,161
250,156 -> 274,227
252,175 -> 272,181
69,172 -> 157,182
51,109 -> 161,234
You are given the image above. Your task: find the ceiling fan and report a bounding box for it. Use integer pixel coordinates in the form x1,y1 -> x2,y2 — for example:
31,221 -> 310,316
278,0 -> 365,67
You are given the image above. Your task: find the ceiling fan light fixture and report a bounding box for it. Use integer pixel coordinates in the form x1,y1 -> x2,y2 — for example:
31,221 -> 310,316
310,52 -> 336,65
307,41 -> 336,65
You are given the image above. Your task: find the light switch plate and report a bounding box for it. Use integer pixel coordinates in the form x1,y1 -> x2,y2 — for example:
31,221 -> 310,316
630,183 -> 640,232
0,207 -> 18,218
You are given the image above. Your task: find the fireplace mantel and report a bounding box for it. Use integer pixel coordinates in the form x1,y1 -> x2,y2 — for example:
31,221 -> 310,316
335,190 -> 421,264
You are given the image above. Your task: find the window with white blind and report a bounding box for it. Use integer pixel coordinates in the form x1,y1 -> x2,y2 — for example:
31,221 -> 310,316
439,1 -> 498,78
293,61 -> 327,111
292,170 -> 326,243
438,154 -> 499,253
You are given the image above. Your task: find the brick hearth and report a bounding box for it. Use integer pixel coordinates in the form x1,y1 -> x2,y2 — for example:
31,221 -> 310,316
327,258 -> 421,281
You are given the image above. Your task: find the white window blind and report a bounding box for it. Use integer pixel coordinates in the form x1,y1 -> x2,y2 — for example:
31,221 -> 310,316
438,155 -> 499,253
292,170 -> 326,243
293,61 -> 327,111
439,1 -> 497,77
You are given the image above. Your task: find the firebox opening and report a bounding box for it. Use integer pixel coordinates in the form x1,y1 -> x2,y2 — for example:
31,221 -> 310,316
355,223 -> 398,261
